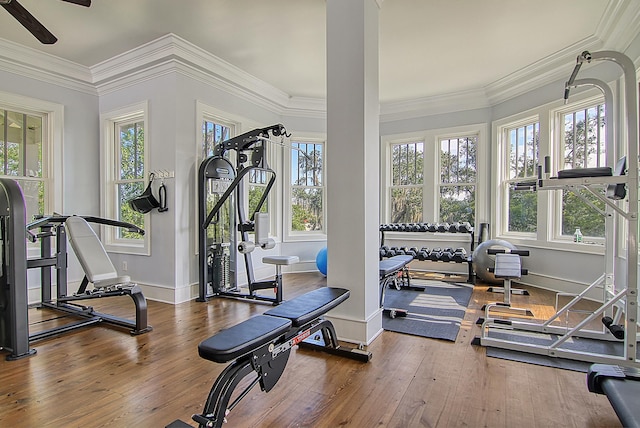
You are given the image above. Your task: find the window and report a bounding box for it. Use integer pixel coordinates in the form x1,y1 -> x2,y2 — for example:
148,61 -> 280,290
101,102 -> 149,253
290,140 -> 324,233
560,103 -> 606,238
505,121 -> 539,233
389,141 -> 424,223
203,120 -> 231,159
439,136 -> 476,224
0,108 -> 46,221
249,168 -> 269,216
201,117 -> 235,246
115,119 -> 145,239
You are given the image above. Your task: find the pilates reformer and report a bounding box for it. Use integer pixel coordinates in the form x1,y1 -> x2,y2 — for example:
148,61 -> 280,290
167,287 -> 372,428
198,124 -> 296,305
474,50 -> 639,368
0,178 -> 151,360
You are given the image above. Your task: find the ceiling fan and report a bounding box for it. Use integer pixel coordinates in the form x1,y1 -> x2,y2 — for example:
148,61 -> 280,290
0,0 -> 91,45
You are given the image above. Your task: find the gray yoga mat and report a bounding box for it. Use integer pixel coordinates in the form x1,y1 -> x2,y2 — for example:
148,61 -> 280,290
382,280 -> 473,341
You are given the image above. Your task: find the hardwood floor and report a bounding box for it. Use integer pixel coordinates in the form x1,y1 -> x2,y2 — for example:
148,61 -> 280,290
0,273 -> 621,427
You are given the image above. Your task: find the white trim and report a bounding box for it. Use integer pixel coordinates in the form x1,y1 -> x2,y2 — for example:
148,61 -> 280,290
550,94 -> 607,243
494,113 -> 541,239
380,123 -> 488,228
99,101 -> 150,255
0,0 -> 638,120
0,91 -> 64,214
283,133 -> 327,243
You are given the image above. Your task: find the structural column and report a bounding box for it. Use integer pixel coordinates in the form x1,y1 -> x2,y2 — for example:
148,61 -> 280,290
325,0 -> 381,344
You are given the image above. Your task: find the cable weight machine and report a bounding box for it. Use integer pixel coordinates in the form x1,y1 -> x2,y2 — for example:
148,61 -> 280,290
198,124 -> 289,304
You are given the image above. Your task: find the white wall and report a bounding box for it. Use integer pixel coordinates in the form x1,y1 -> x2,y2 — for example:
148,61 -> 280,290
2,31 -> 640,305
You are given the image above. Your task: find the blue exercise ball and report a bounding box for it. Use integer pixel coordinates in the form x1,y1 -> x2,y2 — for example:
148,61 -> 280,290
316,247 -> 328,276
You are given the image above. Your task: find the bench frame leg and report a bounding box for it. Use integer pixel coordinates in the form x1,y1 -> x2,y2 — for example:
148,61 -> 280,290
193,344 -> 292,428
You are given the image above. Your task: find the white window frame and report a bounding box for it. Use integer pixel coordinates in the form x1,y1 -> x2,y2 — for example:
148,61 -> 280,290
283,133 -> 327,242
551,94 -> 607,244
0,91 -> 63,218
438,133 -> 478,224
100,101 -> 150,255
495,114 -> 541,239
388,138 -> 425,223
381,123 -> 488,231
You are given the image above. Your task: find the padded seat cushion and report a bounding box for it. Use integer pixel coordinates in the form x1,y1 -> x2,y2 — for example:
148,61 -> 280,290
379,255 -> 412,277
264,287 -> 349,327
198,315 -> 292,363
94,275 -> 132,288
263,255 -> 300,265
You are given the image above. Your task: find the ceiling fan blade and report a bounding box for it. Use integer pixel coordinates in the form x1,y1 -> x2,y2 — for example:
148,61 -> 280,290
61,0 -> 91,6
1,0 -> 57,44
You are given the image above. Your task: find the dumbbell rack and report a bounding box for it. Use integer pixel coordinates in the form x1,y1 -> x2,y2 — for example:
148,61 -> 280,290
379,222 -> 475,283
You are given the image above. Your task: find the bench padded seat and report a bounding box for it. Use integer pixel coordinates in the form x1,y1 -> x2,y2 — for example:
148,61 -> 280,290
379,255 -> 413,277
264,287 -> 349,327
198,315 -> 292,363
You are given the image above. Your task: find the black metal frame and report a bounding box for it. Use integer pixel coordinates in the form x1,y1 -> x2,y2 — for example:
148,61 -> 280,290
25,215 -> 152,341
0,179 -> 36,360
191,317 -> 370,428
0,178 -> 152,361
198,124 -> 288,304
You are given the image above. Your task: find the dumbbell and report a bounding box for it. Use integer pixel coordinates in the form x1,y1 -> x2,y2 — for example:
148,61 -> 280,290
437,222 -> 450,233
406,247 -> 418,257
417,223 -> 429,232
439,248 -> 455,262
429,248 -> 442,261
416,248 -> 430,261
426,223 -> 438,232
457,222 -> 472,233
451,248 -> 468,263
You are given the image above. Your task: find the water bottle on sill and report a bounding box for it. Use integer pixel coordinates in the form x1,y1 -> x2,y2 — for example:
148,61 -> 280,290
573,228 -> 583,243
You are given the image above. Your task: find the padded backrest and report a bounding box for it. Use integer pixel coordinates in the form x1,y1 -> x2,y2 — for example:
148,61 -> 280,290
254,212 -> 270,245
65,216 -> 118,283
493,253 -> 521,278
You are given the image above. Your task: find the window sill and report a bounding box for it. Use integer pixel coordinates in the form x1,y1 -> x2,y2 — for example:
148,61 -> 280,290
496,235 -> 605,256
104,243 -> 150,256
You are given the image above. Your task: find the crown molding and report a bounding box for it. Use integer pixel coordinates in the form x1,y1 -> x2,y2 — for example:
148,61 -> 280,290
91,33 -> 327,118
380,88 -> 490,122
596,0 -> 640,52
1,0 -> 639,122
485,35 -> 605,106
0,37 -> 95,95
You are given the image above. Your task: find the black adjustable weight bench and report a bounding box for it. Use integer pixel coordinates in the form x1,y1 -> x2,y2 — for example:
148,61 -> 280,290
587,364 -> 640,427
379,255 -> 415,307
168,287 -> 371,428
